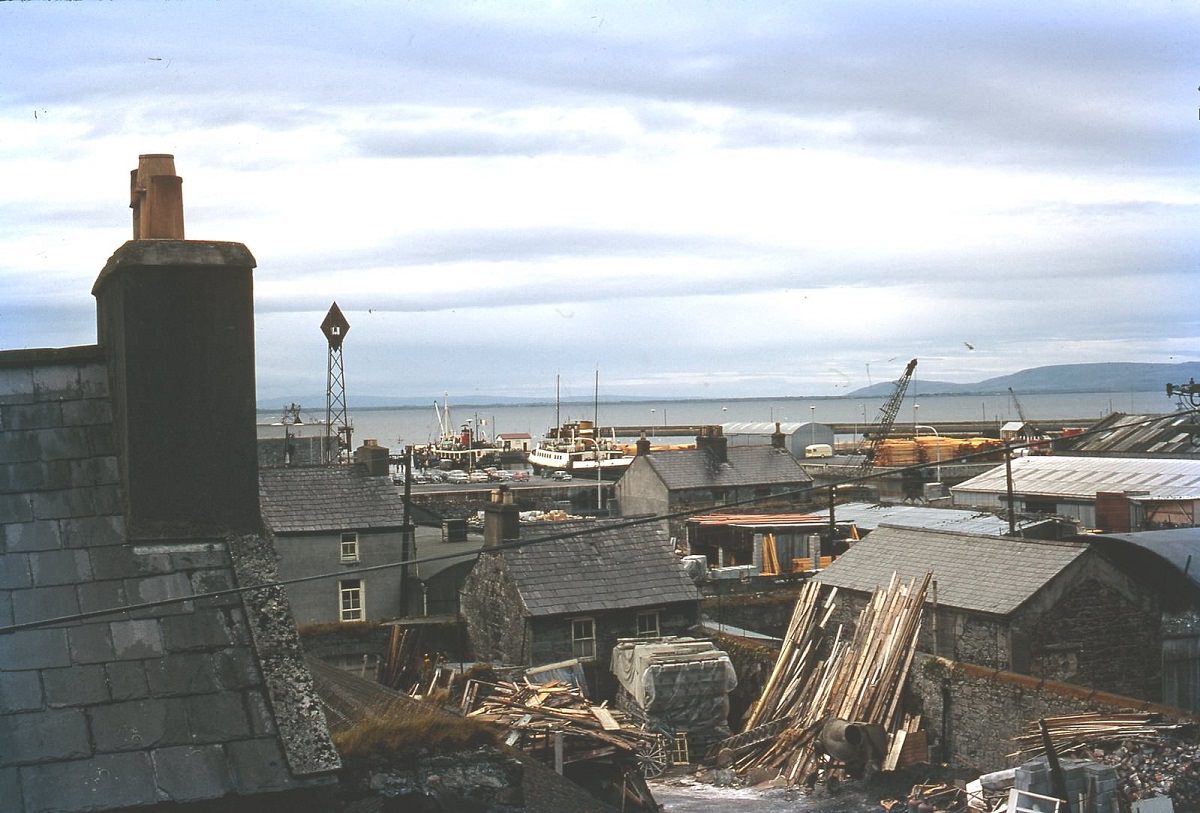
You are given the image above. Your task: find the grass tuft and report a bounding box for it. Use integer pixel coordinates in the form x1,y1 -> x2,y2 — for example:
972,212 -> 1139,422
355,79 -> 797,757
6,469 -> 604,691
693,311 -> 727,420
333,712 -> 499,765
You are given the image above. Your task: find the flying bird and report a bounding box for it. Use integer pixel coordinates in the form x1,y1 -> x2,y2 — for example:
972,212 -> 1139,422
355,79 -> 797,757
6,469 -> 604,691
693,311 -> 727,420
963,342 -> 975,351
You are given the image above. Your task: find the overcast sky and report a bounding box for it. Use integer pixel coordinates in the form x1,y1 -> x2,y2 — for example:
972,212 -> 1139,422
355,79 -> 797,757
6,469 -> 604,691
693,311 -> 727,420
2,2 -> 1196,401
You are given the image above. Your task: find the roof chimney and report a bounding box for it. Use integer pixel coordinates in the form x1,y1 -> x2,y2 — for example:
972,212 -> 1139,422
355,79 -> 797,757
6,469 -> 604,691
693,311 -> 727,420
94,155 -> 260,538
483,487 -> 520,548
771,421 -> 787,449
130,154 -> 185,239
636,431 -> 651,456
354,440 -> 389,477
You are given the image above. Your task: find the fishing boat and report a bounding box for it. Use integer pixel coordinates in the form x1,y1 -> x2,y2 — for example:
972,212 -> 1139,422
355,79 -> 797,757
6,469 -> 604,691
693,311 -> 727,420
412,395 -> 505,469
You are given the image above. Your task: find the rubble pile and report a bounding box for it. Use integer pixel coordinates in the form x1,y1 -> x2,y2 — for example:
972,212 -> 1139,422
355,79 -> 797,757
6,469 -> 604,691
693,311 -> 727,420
717,573 -> 930,786
1009,713 -> 1200,809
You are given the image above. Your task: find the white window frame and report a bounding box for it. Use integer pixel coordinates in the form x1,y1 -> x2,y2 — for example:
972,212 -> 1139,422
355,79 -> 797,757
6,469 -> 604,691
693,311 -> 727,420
636,610 -> 661,638
339,579 -> 364,622
340,532 -> 360,563
571,617 -> 596,661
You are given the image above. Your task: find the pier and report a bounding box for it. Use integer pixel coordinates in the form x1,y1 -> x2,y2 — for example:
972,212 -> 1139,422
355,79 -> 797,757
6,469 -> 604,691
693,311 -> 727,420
608,419 -> 1100,439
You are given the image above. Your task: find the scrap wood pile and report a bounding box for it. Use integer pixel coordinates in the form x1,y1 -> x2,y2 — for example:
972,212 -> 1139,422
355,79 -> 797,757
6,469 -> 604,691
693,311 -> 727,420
881,783 -> 967,813
725,572 -> 931,785
1009,712 -> 1200,808
461,676 -> 669,775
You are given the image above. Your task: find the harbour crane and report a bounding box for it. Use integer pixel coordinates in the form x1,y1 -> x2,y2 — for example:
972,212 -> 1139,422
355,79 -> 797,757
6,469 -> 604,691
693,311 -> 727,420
1007,387 -> 1048,451
854,358 -> 918,477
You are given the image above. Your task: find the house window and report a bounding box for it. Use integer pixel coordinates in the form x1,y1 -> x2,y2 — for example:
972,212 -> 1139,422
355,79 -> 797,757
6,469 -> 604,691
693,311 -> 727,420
340,532 -> 360,562
339,579 -> 364,622
711,489 -> 727,505
636,610 -> 660,638
572,618 -> 596,661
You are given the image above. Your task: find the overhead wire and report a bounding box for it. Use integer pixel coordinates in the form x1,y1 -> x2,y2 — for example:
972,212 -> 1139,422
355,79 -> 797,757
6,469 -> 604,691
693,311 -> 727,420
0,411 -> 1181,636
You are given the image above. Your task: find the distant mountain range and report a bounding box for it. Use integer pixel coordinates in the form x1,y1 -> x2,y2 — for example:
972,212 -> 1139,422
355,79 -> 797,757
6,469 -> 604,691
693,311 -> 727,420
845,362 -> 1200,398
257,361 -> 1199,411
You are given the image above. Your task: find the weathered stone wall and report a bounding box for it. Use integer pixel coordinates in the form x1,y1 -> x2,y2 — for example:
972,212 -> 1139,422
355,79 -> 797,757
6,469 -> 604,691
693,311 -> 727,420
460,552 -> 529,664
1023,577 -> 1161,701
907,655 -> 1196,773
700,585 -> 809,638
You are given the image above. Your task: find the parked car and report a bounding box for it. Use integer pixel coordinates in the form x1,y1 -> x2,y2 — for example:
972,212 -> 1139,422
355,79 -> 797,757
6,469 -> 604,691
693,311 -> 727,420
511,471 -> 531,481
468,470 -> 491,483
446,470 -> 469,484
552,470 -> 573,481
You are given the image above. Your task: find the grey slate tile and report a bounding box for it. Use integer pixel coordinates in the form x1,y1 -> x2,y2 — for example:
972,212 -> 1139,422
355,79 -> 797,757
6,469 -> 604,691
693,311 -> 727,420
30,549 -> 91,586
42,664 -> 109,708
2,707 -> 90,764
145,653 -> 220,697
1,628 -> 71,670
151,744 -> 233,802
0,402 -> 63,432
106,661 -> 151,701
75,578 -> 126,614
12,584 -> 80,626
0,432 -> 41,465
227,737 -> 296,794
21,752 -> 158,812
185,691 -> 251,743
0,671 -> 43,713
0,494 -> 34,524
3,520 -> 62,553
67,622 -> 114,664
0,552 -> 32,589
59,398 -> 112,428
60,514 -> 124,548
88,697 -> 189,752
31,365 -> 81,399
109,618 -> 164,659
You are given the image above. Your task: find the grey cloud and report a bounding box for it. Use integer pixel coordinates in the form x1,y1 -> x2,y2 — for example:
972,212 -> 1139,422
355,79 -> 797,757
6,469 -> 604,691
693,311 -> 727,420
350,126 -> 626,159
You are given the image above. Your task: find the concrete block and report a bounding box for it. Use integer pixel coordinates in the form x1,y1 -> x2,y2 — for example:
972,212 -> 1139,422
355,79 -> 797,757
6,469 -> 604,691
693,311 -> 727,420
109,618 -> 164,659
2,707 -> 90,764
20,752 -> 158,812
30,549 -> 91,586
1,628 -> 71,669
0,432 -> 40,464
152,744 -> 232,803
185,691 -> 251,743
76,578 -> 126,614
0,402 -> 62,431
0,552 -> 31,589
31,364 -> 81,399
43,663 -> 109,707
4,520 -> 63,553
60,397 -> 112,427
61,514 -> 125,548
162,611 -> 233,652
145,652 -> 219,697
106,661 -> 150,701
68,622 -> 114,664
227,737 -> 296,794
12,584 -> 80,625
88,697 -> 189,752
0,670 -> 43,713
0,493 -> 34,524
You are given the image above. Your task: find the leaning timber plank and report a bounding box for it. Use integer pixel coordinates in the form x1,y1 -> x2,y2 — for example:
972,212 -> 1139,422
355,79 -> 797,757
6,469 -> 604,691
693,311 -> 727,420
590,706 -> 621,731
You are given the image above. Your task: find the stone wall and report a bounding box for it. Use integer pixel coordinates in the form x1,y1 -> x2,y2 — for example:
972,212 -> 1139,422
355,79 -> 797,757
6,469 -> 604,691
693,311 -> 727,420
460,552 -> 529,664
700,585 -> 809,638
907,655 -> 1197,773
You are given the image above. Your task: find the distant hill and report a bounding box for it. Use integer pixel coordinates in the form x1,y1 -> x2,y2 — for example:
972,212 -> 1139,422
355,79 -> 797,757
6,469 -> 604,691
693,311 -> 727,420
846,361 -> 1200,398
256,393 -> 663,412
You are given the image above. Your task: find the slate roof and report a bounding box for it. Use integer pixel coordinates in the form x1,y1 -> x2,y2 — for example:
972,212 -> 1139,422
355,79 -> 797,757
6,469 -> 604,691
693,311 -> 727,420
501,520 -> 700,616
813,524 -> 1089,616
641,445 -> 812,491
952,455 -> 1200,501
0,349 -> 338,812
259,465 -> 407,533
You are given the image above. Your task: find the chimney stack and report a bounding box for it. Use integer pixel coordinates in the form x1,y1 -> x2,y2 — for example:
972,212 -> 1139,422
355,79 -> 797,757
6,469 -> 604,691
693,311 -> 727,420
635,431 -> 651,456
483,487 -> 520,548
771,421 -> 787,449
696,425 -> 727,465
94,154 -> 260,538
354,440 -> 389,477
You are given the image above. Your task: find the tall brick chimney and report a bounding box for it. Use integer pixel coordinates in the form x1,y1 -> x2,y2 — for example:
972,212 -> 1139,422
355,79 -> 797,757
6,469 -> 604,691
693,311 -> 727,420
696,425 -> 728,466
93,154 -> 260,538
484,487 -> 520,548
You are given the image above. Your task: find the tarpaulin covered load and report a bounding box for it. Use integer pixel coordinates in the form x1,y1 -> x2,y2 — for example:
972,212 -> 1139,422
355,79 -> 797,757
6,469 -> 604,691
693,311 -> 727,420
610,637 -> 738,751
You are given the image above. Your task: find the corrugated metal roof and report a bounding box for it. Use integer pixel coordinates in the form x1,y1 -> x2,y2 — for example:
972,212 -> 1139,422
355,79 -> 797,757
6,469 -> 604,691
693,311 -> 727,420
689,512 -> 825,527
644,445 -> 812,490
814,525 -> 1089,615
1089,527 -> 1200,592
1059,412 -> 1200,456
952,456 -> 1200,501
813,501 -> 1047,535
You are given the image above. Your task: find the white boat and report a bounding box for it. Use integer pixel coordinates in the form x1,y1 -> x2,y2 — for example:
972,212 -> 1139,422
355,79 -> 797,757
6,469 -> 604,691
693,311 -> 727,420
526,420 -> 634,479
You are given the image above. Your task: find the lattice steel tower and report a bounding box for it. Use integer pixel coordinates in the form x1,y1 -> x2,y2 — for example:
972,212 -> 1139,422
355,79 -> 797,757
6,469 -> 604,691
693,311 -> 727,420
320,302 -> 351,463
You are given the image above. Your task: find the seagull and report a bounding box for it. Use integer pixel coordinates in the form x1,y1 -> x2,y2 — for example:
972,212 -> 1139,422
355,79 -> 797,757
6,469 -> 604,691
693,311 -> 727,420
963,342 -> 975,351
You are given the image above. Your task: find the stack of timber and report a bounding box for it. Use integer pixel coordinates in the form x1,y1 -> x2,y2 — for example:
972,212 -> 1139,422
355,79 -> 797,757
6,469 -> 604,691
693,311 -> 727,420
461,677 -> 669,778
726,572 -> 930,786
1009,712 -> 1200,808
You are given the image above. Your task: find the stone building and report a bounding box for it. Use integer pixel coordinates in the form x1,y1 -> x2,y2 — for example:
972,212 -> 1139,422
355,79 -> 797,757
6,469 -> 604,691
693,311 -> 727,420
460,491 -> 701,699
813,524 -> 1162,702
0,155 -> 338,811
615,428 -> 813,545
259,462 -> 410,625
